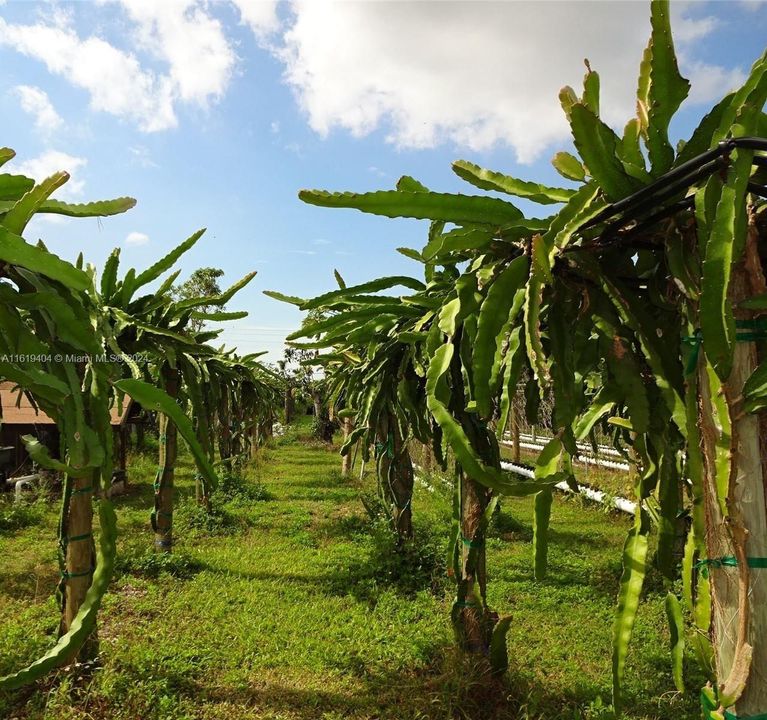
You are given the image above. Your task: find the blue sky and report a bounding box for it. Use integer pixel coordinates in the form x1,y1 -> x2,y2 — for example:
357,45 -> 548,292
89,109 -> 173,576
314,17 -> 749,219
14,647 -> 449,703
0,0 -> 765,360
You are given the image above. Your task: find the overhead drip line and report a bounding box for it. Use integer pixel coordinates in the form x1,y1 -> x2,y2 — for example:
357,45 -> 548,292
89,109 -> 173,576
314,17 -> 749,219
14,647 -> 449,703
577,136 -> 767,239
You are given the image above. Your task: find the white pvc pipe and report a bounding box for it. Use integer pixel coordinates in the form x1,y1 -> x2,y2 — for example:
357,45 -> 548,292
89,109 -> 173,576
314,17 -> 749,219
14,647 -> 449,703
500,460 -> 636,516
499,460 -> 535,479
11,474 -> 40,503
5,473 -> 38,487
502,439 -> 631,473
515,432 -> 624,458
518,441 -> 630,472
412,460 -> 636,516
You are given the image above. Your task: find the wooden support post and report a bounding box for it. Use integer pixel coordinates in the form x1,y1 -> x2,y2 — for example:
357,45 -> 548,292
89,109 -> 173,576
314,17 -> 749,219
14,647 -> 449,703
700,222 -> 767,714
341,417 -> 353,477
154,366 -> 178,553
511,403 -> 521,464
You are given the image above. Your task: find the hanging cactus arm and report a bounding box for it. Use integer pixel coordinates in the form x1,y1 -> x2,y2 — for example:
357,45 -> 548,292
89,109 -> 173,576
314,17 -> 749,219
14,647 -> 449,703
0,499 -> 117,691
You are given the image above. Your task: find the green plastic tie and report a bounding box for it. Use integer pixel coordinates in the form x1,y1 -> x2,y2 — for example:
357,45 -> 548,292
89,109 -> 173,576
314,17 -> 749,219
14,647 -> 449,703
157,510 -> 173,519
375,432 -> 395,459
682,330 -> 702,375
695,556 -> 767,578
71,485 -> 93,495
61,568 -> 94,579
462,536 -> 484,549
701,688 -> 767,720
454,599 -> 481,609
67,533 -> 92,542
736,318 -> 767,332
683,323 -> 767,376
735,331 -> 767,342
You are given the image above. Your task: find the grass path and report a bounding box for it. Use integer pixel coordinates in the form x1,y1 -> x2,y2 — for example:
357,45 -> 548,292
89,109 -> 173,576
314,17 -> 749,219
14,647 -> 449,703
0,423 -> 704,719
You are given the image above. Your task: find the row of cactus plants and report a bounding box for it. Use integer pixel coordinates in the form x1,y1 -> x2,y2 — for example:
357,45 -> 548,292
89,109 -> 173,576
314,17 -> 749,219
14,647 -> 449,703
275,1 -> 767,714
0,148 -> 280,687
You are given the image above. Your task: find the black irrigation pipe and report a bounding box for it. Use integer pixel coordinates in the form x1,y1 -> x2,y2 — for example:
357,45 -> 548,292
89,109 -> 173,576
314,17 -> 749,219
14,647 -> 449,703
563,137 -> 767,254
581,144 -> 728,230
630,196 -> 696,234
569,197 -> 695,254
734,137 -> 767,150
600,157 -> 725,239
582,136 -> 767,232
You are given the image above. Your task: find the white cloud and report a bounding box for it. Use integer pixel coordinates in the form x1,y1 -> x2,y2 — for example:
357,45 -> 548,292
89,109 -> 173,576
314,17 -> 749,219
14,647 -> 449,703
0,0 -> 747,160
0,1 -> 237,133
13,85 -> 63,133
669,8 -> 746,107
311,238 -> 331,245
671,12 -> 718,44
129,145 -> 158,168
230,0 -> 280,38
125,231 -> 149,246
113,0 -> 235,106
685,61 -> 747,105
0,14 -> 176,132
284,140 -> 303,156
277,1 -> 748,163
6,150 -> 87,198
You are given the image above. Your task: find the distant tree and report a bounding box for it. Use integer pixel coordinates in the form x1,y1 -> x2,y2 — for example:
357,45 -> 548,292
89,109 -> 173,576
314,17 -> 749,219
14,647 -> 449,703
279,344 -> 336,441
276,358 -> 296,424
174,267 -> 225,332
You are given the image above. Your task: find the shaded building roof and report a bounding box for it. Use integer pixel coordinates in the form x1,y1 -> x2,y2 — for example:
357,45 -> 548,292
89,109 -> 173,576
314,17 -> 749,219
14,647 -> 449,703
0,381 -> 132,426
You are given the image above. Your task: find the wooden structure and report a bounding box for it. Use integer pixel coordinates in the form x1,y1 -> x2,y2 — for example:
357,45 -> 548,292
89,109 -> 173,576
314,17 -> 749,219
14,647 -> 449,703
0,381 -> 137,479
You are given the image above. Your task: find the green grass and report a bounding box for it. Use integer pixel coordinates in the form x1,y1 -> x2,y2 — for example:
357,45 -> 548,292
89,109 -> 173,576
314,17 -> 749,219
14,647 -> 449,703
0,420 -> 704,719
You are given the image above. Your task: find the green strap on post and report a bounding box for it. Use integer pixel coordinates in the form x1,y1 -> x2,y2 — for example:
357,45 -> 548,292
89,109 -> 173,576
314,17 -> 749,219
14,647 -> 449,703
683,320 -> 767,376
735,332 -> 767,342
70,486 -> 93,496
61,568 -> 93,579
702,689 -> 767,720
682,330 -> 702,376
374,432 -> 395,460
695,556 -> 767,578
462,536 -> 484,549
454,599 -> 481,609
736,318 -> 767,335
67,533 -> 92,543
153,467 -> 167,491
